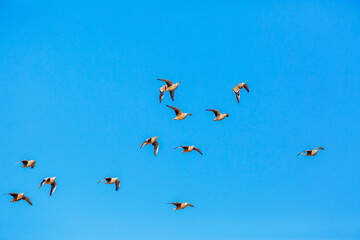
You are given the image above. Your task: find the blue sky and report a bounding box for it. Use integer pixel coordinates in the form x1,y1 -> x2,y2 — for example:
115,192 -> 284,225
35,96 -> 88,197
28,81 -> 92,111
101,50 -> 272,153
1,0 -> 360,239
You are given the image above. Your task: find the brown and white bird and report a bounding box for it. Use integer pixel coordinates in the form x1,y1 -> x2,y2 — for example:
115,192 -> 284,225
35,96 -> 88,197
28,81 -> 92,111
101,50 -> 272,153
297,147 -> 325,156
166,105 -> 192,120
39,177 -> 57,196
158,79 -> 181,103
168,202 -> 194,210
15,160 -> 36,168
140,136 -> 159,156
4,193 -> 32,205
98,177 -> 121,191
206,109 -> 229,121
232,82 -> 249,103
174,146 -> 202,155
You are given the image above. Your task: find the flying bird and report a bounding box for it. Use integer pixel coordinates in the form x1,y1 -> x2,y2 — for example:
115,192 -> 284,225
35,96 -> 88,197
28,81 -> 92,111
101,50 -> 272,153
232,83 -> 249,103
297,147 -> 325,156
39,177 -> 57,196
98,177 -> 121,191
206,109 -> 229,121
157,79 -> 181,102
168,202 -> 194,210
174,146 -> 202,155
15,160 -> 36,168
140,136 -> 159,156
4,193 -> 32,205
166,105 -> 192,120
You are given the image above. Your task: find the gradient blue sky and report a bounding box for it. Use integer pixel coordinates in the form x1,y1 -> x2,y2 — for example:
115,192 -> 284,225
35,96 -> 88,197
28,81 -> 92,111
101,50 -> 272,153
1,1 -> 360,239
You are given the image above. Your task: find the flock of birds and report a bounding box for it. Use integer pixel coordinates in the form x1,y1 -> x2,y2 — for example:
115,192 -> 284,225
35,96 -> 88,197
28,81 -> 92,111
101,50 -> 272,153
5,79 -> 325,210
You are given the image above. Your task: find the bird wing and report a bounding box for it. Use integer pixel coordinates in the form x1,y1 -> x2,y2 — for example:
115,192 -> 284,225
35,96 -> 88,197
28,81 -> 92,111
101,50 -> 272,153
187,203 -> 195,207
97,178 -> 107,184
115,180 -> 121,191
157,79 -> 173,87
39,179 -> 46,188
243,83 -> 249,92
206,109 -> 220,117
297,151 -> 307,156
140,138 -> 151,148
159,91 -> 165,103
170,91 -> 175,101
174,146 -> 186,150
50,182 -> 57,196
193,147 -> 203,155
23,196 -> 32,205
235,91 -> 240,103
31,161 -> 36,167
153,141 -> 159,156
316,147 -> 325,150
5,193 -> 18,197
168,202 -> 181,206
166,105 -> 182,115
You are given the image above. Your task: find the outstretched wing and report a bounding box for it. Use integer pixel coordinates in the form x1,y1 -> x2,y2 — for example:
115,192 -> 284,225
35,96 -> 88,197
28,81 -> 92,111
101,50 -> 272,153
157,79 -> 173,87
115,180 -> 121,191
168,202 -> 181,207
5,193 -> 18,197
243,83 -> 249,92
140,138 -> 151,148
193,147 -> 203,155
316,147 -> 325,150
166,105 -> 182,115
23,196 -> 33,205
187,203 -> 195,207
159,91 -> 165,103
16,160 -> 27,165
39,179 -> 46,188
206,109 -> 220,117
50,182 -> 57,196
153,141 -> 159,156
97,178 -> 108,184
235,91 -> 240,103
174,146 -> 186,150
170,91 -> 175,101
297,151 -> 307,156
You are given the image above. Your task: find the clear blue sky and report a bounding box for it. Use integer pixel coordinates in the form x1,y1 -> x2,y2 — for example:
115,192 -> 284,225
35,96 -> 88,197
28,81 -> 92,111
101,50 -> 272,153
1,1 -> 360,239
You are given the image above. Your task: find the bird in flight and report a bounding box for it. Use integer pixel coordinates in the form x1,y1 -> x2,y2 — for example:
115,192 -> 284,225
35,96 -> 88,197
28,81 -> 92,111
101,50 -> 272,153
206,109 -> 229,121
4,193 -> 32,205
39,177 -> 57,196
15,160 -> 36,168
232,82 -> 249,103
98,177 -> 121,191
174,145 -> 203,155
140,136 -> 159,156
168,202 -> 194,210
297,147 -> 325,156
158,79 -> 181,103
166,105 -> 192,120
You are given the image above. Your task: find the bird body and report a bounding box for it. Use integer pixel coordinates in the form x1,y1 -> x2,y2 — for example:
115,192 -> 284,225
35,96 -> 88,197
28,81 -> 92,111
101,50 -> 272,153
166,105 -> 192,120
206,109 -> 229,121
297,147 -> 325,156
16,160 -> 36,168
5,193 -> 32,205
168,202 -> 194,210
98,177 -> 121,191
140,136 -> 159,156
174,145 -> 203,155
39,177 -> 57,196
232,82 -> 249,103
